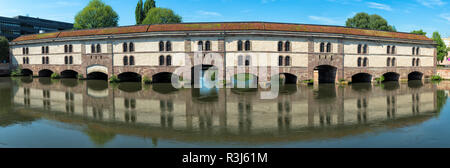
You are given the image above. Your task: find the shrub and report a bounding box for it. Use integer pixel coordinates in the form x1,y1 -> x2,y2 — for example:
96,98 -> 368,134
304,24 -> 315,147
77,74 -> 84,80
431,75 -> 442,81
50,73 -> 60,79
109,75 -> 120,83
142,76 -> 152,84
303,79 -> 314,84
10,68 -> 22,77
375,76 -> 385,83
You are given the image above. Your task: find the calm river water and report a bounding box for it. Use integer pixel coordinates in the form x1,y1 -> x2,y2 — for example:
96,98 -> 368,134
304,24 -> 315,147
0,77 -> 449,148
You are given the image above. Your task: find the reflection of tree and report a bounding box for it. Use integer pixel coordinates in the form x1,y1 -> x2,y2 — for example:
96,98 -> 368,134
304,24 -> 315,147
436,90 -> 448,112
84,127 -> 116,147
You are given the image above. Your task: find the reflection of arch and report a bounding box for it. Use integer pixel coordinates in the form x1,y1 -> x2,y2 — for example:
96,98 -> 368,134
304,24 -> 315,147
38,69 -> 54,77
21,69 -> 33,76
408,80 -> 423,89
153,72 -> 175,84
383,72 -> 400,82
351,83 -> 372,92
278,85 -> 298,95
383,81 -> 400,91
61,79 -> 79,88
60,70 -> 78,78
408,71 -> 423,81
351,73 -> 372,83
314,65 -> 337,84
38,78 -> 52,85
118,83 -> 142,93
87,72 -> 108,80
20,77 -> 33,83
87,80 -> 108,91
152,84 -> 179,94
118,72 -> 142,82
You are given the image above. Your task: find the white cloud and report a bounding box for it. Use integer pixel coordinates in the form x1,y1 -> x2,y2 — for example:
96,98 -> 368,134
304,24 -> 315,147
417,0 -> 446,7
367,2 -> 393,11
440,13 -> 450,22
308,16 -> 339,25
196,10 -> 222,17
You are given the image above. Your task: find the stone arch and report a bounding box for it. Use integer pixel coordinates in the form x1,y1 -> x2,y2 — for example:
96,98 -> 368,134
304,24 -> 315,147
314,65 -> 337,84
351,73 -> 372,83
273,73 -> 298,84
87,64 -> 108,75
38,69 -> 54,77
118,72 -> 142,82
60,70 -> 79,78
408,71 -> 423,81
153,72 -> 176,84
191,64 -> 218,86
383,72 -> 400,82
21,69 -> 33,76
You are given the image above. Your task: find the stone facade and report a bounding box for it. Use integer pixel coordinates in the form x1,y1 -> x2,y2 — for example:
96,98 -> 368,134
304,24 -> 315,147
9,22 -> 437,84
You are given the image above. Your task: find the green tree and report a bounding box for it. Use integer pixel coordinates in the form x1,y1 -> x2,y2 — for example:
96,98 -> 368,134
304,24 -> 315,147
141,7 -> 182,25
346,12 -> 396,32
135,0 -> 144,25
432,32 -> 448,63
0,36 -> 9,63
143,0 -> 156,15
410,30 -> 427,36
74,0 -> 119,29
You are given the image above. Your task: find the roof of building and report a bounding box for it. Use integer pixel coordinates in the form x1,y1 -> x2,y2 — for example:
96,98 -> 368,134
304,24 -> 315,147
12,22 -> 433,42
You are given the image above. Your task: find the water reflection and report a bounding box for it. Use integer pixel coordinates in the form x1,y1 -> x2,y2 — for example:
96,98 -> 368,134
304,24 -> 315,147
3,77 -> 448,146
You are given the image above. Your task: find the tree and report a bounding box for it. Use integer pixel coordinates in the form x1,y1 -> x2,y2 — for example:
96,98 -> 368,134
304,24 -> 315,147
135,0 -> 144,25
411,30 -> 427,36
141,8 -> 182,25
432,32 -> 448,63
74,0 -> 119,29
346,12 -> 396,32
0,36 -> 9,63
135,0 -> 156,25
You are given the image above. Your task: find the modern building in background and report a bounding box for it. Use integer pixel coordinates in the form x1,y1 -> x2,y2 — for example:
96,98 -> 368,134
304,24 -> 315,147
0,15 -> 73,41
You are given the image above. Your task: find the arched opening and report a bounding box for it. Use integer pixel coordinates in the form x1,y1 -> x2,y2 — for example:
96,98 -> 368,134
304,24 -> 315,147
153,72 -> 175,84
60,70 -> 78,78
118,72 -> 142,82
408,71 -> 423,81
274,73 -> 298,85
383,72 -> 400,82
315,65 -> 337,84
233,73 -> 259,90
38,69 -> 53,77
191,64 -> 218,87
21,69 -> 33,76
87,72 -> 108,80
352,73 -> 372,83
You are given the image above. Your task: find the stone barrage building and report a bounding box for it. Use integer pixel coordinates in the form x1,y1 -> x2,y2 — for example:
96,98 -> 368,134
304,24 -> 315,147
8,22 -> 437,84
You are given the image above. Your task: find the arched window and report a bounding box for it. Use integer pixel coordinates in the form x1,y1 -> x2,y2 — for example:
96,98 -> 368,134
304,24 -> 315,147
245,56 -> 251,66
285,41 -> 291,51
237,40 -> 243,51
129,42 -> 134,52
69,45 -> 73,53
166,41 -> 172,51
238,56 -> 243,66
23,57 -> 26,64
46,57 -> 49,64
129,56 -> 135,65
416,58 -> 420,66
278,41 -> 283,52
23,48 -> 25,55
159,41 -> 164,51
166,55 -> 172,66
64,45 -> 68,53
357,57 -> 362,67
320,42 -> 325,53
412,47 -> 415,55
326,43 -> 331,53
357,44 -> 362,54
65,56 -> 68,64
69,56 -> 73,64
391,58 -> 396,66
123,43 -> 128,52
91,44 -> 95,53
26,57 -> 29,64
285,56 -> 291,66
387,46 -> 391,54
363,44 -> 368,54
205,41 -> 211,51
363,57 -> 368,67
245,40 -> 251,51
123,56 -> 128,65
42,57 -> 45,64
159,55 -> 165,66
46,46 -> 49,53
198,41 -> 204,51
391,46 -> 396,54
412,58 -> 416,66
96,44 -> 101,53
26,48 -> 29,55
416,47 -> 420,55
42,46 -> 45,54
278,56 -> 283,66
387,57 -> 391,67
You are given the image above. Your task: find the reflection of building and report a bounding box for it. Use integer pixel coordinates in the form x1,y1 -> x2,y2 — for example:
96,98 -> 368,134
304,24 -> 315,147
12,79 -> 441,144
0,15 -> 73,41
9,22 -> 436,85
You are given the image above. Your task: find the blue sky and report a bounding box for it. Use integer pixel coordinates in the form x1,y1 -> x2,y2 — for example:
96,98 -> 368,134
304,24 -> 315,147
0,0 -> 449,37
